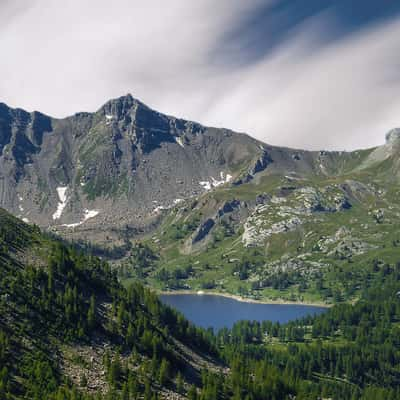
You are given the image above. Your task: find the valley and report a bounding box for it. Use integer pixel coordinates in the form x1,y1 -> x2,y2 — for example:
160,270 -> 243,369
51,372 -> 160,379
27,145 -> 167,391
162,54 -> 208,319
1,206 -> 399,399
1,96 -> 400,399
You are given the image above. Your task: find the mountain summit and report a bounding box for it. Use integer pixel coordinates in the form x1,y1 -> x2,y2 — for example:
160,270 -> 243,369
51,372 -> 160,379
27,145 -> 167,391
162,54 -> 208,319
385,127 -> 400,144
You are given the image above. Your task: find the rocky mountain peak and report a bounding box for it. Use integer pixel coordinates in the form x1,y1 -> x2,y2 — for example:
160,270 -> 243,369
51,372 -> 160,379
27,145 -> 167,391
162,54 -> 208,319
99,93 -> 141,119
98,93 -> 164,121
385,128 -> 400,145
98,93 -> 172,137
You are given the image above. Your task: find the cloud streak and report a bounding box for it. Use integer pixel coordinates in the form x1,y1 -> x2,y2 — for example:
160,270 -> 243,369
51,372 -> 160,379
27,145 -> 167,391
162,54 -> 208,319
1,1 -> 400,150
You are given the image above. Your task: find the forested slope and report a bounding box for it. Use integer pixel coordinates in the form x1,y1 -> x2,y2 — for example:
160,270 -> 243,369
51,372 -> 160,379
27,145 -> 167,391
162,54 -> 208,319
0,208 -> 218,399
1,208 -> 399,399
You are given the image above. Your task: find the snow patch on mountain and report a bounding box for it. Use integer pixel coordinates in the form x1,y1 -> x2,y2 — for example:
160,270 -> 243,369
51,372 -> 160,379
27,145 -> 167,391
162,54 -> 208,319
200,172 -> 232,191
199,180 -> 212,190
62,209 -> 99,228
52,187 -> 68,220
175,136 -> 185,148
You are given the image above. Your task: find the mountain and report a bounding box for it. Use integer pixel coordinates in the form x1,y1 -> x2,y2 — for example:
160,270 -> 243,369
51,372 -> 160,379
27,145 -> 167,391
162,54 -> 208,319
2,95 -> 400,305
1,95 -> 392,239
0,95 -> 262,243
0,207 -> 223,399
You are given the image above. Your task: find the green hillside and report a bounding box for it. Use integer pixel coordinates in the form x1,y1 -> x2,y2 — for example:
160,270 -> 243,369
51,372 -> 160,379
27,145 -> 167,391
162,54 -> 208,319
117,152 -> 400,306
1,209 -> 400,399
0,208 -> 220,399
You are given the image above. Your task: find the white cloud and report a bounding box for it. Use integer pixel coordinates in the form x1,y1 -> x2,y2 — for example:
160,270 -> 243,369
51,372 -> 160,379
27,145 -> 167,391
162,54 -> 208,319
1,1 -> 400,150
208,16 -> 400,150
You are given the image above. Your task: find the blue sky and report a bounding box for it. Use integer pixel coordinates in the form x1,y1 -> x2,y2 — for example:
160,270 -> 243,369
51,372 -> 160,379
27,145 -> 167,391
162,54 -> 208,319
220,0 -> 400,63
1,0 -> 400,150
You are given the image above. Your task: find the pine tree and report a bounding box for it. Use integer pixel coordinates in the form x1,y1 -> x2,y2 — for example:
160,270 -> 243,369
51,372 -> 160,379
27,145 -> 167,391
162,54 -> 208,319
158,358 -> 169,386
87,295 -> 96,331
108,354 -> 122,388
188,385 -> 198,400
176,372 -> 184,394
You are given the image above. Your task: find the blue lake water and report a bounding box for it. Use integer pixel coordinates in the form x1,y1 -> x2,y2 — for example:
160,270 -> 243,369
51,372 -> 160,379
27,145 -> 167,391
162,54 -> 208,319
160,294 -> 327,331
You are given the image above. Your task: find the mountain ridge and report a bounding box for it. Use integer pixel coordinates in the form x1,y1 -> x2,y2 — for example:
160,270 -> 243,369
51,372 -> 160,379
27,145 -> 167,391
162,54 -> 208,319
0,94 -> 263,237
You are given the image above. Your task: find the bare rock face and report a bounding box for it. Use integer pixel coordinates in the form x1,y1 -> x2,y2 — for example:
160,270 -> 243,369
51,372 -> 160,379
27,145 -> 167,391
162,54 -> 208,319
0,95 -> 261,238
192,219 -> 215,244
385,128 -> 400,145
233,149 -> 273,185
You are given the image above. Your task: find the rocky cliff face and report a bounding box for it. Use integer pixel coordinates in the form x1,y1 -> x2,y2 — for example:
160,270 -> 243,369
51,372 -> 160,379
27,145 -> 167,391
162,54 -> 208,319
0,95 -> 262,241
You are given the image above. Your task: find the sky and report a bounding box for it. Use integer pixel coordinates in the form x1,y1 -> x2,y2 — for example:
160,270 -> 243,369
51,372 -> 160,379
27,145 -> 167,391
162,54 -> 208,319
1,0 -> 400,150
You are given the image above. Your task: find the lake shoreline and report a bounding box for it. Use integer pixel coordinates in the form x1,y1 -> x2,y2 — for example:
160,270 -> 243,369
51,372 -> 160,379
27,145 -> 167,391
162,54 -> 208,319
158,290 -> 332,308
